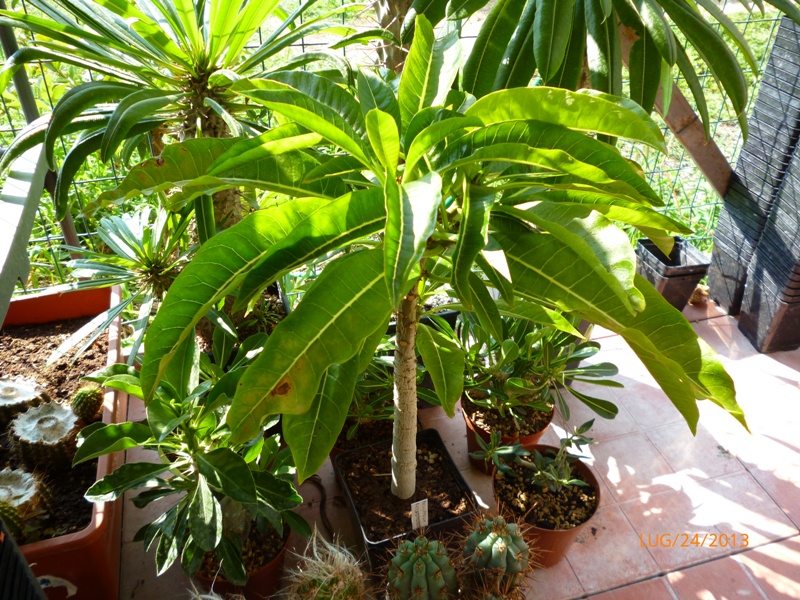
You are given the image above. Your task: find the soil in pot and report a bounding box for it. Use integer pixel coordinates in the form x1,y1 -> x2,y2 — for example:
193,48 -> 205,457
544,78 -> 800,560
337,440 -> 472,542
333,418 -> 394,453
462,396 -> 553,439
0,316 -> 108,543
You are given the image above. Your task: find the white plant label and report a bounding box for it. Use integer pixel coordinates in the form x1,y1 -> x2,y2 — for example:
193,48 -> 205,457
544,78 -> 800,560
411,498 -> 429,529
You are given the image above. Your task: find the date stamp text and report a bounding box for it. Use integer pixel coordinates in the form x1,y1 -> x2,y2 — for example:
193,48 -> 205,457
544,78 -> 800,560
640,533 -> 749,549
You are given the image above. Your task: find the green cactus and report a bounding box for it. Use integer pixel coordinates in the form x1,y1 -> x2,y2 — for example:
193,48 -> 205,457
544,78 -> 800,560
0,500 -> 24,538
387,536 -> 457,600
11,402 -> 79,470
0,377 -> 49,427
463,516 -> 529,586
70,384 -> 105,422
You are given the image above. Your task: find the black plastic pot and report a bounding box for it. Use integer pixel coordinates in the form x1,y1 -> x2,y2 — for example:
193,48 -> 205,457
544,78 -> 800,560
332,428 -> 476,569
0,520 -> 47,600
636,237 -> 711,311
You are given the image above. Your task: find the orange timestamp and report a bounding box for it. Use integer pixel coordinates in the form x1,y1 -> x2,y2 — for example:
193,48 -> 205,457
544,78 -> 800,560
639,532 -> 749,549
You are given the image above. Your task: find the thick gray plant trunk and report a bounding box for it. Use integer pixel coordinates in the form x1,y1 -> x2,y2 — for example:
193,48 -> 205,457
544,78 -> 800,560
391,285 -> 419,499
374,0 -> 414,72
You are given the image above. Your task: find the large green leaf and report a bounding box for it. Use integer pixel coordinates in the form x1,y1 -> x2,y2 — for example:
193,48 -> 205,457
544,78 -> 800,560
403,114 -> 483,178
465,87 -> 666,152
188,476 -> 222,551
416,323 -> 465,417
544,0 -> 586,90
467,272 -> 505,344
252,470 -> 303,511
586,0 -> 623,96
357,69 -> 401,133
462,0 -> 526,98
163,336 -> 199,400
85,462 -> 170,502
492,215 -> 744,432
493,0 -> 537,90
141,192 -> 384,399
533,0 -> 575,82
283,359 -> 359,482
231,78 -> 372,167
366,109 -> 400,179
197,448 -> 257,503
629,29 -> 663,114
226,249 -> 393,443
452,184 -> 494,308
72,422 -> 153,465
384,173 -> 443,306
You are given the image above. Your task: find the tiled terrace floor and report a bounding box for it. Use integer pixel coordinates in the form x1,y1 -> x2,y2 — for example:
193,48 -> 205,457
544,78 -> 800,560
119,301 -> 800,599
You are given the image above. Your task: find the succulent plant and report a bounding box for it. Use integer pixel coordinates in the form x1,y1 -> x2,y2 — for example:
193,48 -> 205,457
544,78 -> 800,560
387,536 -> 457,600
11,402 -> 79,470
0,377 -> 49,427
283,527 -> 369,600
0,500 -> 24,538
0,467 -> 41,513
463,516 -> 529,586
70,384 -> 105,422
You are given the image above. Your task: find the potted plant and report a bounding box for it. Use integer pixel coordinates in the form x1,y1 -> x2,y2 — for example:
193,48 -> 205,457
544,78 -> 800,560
71,330 -> 309,596
100,12 -> 744,568
481,420 -> 600,567
635,236 -> 712,311
2,285 -> 124,600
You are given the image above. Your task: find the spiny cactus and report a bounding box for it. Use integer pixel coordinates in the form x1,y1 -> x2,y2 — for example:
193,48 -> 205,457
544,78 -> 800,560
463,516 -> 529,587
70,384 -> 105,422
0,468 -> 39,512
0,500 -> 24,538
11,402 -> 79,470
283,527 -> 369,599
0,377 -> 49,427
387,536 -> 457,600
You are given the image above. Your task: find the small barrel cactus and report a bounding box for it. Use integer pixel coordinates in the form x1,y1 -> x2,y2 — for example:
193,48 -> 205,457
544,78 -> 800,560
70,384 -> 105,422
0,377 -> 49,427
0,500 -> 24,538
387,536 -> 457,600
463,516 -> 529,587
0,467 -> 41,512
11,402 -> 79,470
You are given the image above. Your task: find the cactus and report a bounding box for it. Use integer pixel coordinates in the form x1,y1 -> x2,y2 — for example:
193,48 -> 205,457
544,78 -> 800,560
0,377 -> 49,427
70,384 -> 105,422
463,516 -> 529,587
387,536 -> 457,600
11,402 -> 79,470
283,527 -> 369,599
0,468 -> 40,512
0,500 -> 24,538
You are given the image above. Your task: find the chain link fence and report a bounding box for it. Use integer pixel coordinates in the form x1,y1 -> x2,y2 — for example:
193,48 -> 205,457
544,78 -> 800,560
0,0 -> 784,290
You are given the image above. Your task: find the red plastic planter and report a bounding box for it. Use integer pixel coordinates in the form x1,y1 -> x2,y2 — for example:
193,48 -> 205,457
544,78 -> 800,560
4,286 -> 125,600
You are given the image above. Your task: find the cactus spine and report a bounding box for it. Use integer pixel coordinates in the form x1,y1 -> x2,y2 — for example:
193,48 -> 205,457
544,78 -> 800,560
11,402 -> 79,470
0,500 -> 24,538
387,536 -> 457,600
70,384 -> 105,422
0,377 -> 49,427
463,516 -> 529,586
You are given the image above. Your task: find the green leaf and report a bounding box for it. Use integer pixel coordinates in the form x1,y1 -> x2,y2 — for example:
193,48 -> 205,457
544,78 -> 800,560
475,253 -> 515,306
102,374 -> 144,399
544,0 -> 586,90
495,299 -> 582,336
366,109 -> 400,179
494,0 -> 537,90
188,476 -> 222,552
73,422 -> 153,465
252,470 -> 303,511
163,336 -> 199,399
384,172 -> 443,307
452,184 -> 494,308
416,324 -> 465,417
586,0 -> 623,96
447,0 -> 492,20
398,15 -> 461,129
227,249 -> 393,443
674,41 -> 710,139
629,29 -> 662,114
357,69 -> 401,133
468,272 -> 504,343
146,396 -> 189,442
403,114 -> 483,178
211,311 -> 237,369
626,0 -> 677,65
330,28 -> 399,49
197,448 -> 257,504
231,77 -> 372,167
85,462 -> 170,502
217,535 -> 248,586
462,0 -> 527,98
283,360 -> 359,482
533,0 -> 575,81
45,80 -> 137,169
465,87 -> 666,152
402,0 -> 448,41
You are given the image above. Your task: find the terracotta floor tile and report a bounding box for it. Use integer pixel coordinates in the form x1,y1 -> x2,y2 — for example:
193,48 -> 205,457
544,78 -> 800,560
683,300 -> 727,323
611,376 -> 687,431
646,421 -> 746,480
735,535 -> 800,600
458,467 -> 494,511
119,541 -> 193,599
667,555 -> 766,600
524,557 -> 585,600
693,318 -> 762,361
587,577 -> 675,600
556,385 -> 640,443
564,504 -> 660,594
590,432 -> 675,502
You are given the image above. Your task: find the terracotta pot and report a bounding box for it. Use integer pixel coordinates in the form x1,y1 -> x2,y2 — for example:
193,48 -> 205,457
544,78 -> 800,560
4,286 -> 125,600
462,397 -> 554,474
193,529 -> 289,598
492,444 -> 600,567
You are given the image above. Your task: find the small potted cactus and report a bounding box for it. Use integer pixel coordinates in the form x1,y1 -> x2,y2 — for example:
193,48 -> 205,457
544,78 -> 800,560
69,384 -> 105,423
387,535 -> 458,599
0,377 -> 49,427
10,402 -> 80,469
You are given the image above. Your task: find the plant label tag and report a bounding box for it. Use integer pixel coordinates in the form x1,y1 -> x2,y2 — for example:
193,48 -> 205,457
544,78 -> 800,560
411,498 -> 428,529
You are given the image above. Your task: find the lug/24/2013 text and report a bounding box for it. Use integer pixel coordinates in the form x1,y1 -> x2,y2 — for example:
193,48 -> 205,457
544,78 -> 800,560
639,533 -> 749,549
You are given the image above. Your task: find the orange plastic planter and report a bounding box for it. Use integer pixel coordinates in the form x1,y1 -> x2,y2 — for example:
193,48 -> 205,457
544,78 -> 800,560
4,286 -> 125,600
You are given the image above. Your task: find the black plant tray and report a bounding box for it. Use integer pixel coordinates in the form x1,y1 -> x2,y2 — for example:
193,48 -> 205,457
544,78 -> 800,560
739,281 -> 800,353
333,427 -> 476,569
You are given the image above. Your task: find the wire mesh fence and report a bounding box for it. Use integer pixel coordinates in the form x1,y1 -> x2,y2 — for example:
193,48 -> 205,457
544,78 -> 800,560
0,0 -> 785,291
